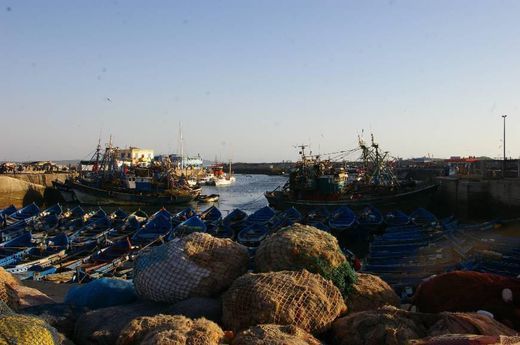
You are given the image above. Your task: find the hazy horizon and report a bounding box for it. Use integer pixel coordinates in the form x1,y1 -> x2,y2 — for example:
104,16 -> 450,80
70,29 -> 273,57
2,1 -> 519,162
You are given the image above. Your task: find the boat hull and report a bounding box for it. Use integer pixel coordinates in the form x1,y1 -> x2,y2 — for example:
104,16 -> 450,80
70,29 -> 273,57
69,182 -> 198,206
265,184 -> 439,212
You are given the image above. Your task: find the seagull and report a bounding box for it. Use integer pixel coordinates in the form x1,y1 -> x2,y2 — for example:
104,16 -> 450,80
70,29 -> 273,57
106,97 -> 112,102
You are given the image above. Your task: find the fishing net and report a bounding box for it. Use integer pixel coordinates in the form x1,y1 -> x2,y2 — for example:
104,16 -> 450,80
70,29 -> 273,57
0,268 -> 19,306
222,269 -> 346,335
0,302 -> 14,317
73,301 -> 170,345
413,271 -> 520,331
133,232 -> 248,303
409,335 -> 520,345
346,273 -> 400,313
0,314 -> 61,345
255,224 -> 357,295
331,306 -> 436,345
116,314 -> 224,345
428,312 -> 517,337
232,324 -> 322,345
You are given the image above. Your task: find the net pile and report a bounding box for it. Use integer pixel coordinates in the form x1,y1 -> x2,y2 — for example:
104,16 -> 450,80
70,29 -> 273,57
331,306 -> 436,345
255,224 -> 356,295
332,306 -> 518,345
409,335 -> 520,345
0,268 -> 19,307
222,269 -> 346,335
116,314 -> 224,345
413,271 -> 520,331
133,232 -> 248,303
428,312 -> 517,337
346,273 -> 400,313
232,324 -> 322,345
0,314 -> 61,345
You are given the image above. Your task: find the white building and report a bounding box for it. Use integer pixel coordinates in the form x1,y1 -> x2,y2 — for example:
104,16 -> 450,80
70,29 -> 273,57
118,147 -> 154,167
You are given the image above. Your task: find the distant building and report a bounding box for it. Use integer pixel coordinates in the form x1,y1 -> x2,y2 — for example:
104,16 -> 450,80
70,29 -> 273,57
169,154 -> 204,169
118,147 -> 154,167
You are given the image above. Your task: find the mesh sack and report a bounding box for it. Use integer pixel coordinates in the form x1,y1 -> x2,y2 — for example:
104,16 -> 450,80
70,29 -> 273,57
222,269 -> 346,335
346,273 -> 400,313
0,314 -> 60,345
409,334 -> 520,345
116,314 -> 224,345
133,233 -> 248,303
255,224 -> 356,295
232,324 -> 322,345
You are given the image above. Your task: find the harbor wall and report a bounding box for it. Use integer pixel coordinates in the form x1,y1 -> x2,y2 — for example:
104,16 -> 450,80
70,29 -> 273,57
435,177 -> 520,219
0,173 -> 70,208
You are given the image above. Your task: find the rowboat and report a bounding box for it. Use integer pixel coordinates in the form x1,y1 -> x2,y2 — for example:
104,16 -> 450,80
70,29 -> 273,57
172,216 -> 207,237
247,206 -> 275,225
237,223 -> 269,247
384,210 -> 410,226
329,206 -> 357,232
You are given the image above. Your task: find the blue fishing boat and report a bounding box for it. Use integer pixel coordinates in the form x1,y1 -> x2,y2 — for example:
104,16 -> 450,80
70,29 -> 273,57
237,223 -> 269,247
132,209 -> 173,243
200,206 -> 222,224
223,209 -> 248,229
172,216 -> 207,238
306,221 -> 331,232
247,206 -> 275,224
384,210 -> 410,226
328,206 -> 357,232
270,207 -> 303,231
208,225 -> 234,239
8,203 -> 40,221
172,207 -> 197,226
410,208 -> 438,227
0,205 -> 16,217
0,232 -> 33,267
305,206 -> 330,222
40,204 -> 63,217
357,205 -> 384,229
0,205 -> 16,228
5,233 -> 70,278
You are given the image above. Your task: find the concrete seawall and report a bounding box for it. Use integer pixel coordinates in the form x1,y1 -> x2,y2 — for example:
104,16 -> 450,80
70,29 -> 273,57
435,176 -> 520,219
0,173 -> 70,208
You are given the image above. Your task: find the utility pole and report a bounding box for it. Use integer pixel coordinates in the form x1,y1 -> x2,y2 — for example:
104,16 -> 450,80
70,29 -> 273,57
502,115 -> 507,177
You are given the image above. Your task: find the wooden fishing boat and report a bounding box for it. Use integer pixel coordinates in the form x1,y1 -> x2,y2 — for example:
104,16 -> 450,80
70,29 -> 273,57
328,206 -> 357,232
0,232 -> 34,267
200,206 -> 222,224
131,209 -> 172,244
223,209 -> 248,229
197,194 -> 220,203
357,205 -> 384,230
410,208 -> 438,227
247,206 -> 275,225
172,216 -> 207,237
384,210 -> 410,226
237,223 -> 269,247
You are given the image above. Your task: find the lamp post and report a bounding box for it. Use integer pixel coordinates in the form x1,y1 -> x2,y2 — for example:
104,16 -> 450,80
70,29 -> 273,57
502,115 -> 507,176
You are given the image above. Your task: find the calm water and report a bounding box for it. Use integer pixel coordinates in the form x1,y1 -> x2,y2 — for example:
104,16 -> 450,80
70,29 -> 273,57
200,174 -> 287,215
49,174 -> 288,216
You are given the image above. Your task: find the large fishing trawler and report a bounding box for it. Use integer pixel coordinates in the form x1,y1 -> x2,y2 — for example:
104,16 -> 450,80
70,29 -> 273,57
53,140 -> 200,206
265,135 -> 438,211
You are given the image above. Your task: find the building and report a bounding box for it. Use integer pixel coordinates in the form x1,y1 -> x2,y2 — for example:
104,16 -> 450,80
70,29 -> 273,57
168,154 -> 204,169
118,147 -> 154,167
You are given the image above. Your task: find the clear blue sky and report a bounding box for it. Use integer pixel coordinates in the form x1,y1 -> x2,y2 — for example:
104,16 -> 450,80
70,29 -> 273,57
1,1 -> 519,162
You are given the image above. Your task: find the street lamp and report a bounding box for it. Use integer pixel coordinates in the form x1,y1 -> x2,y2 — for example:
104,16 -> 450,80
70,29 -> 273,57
502,115 -> 507,176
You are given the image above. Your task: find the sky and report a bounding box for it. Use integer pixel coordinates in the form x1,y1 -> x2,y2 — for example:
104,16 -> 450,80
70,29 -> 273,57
1,1 -> 520,163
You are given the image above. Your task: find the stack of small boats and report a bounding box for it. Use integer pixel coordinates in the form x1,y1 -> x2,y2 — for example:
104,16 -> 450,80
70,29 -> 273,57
0,203 -> 518,289
362,208 -> 520,297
